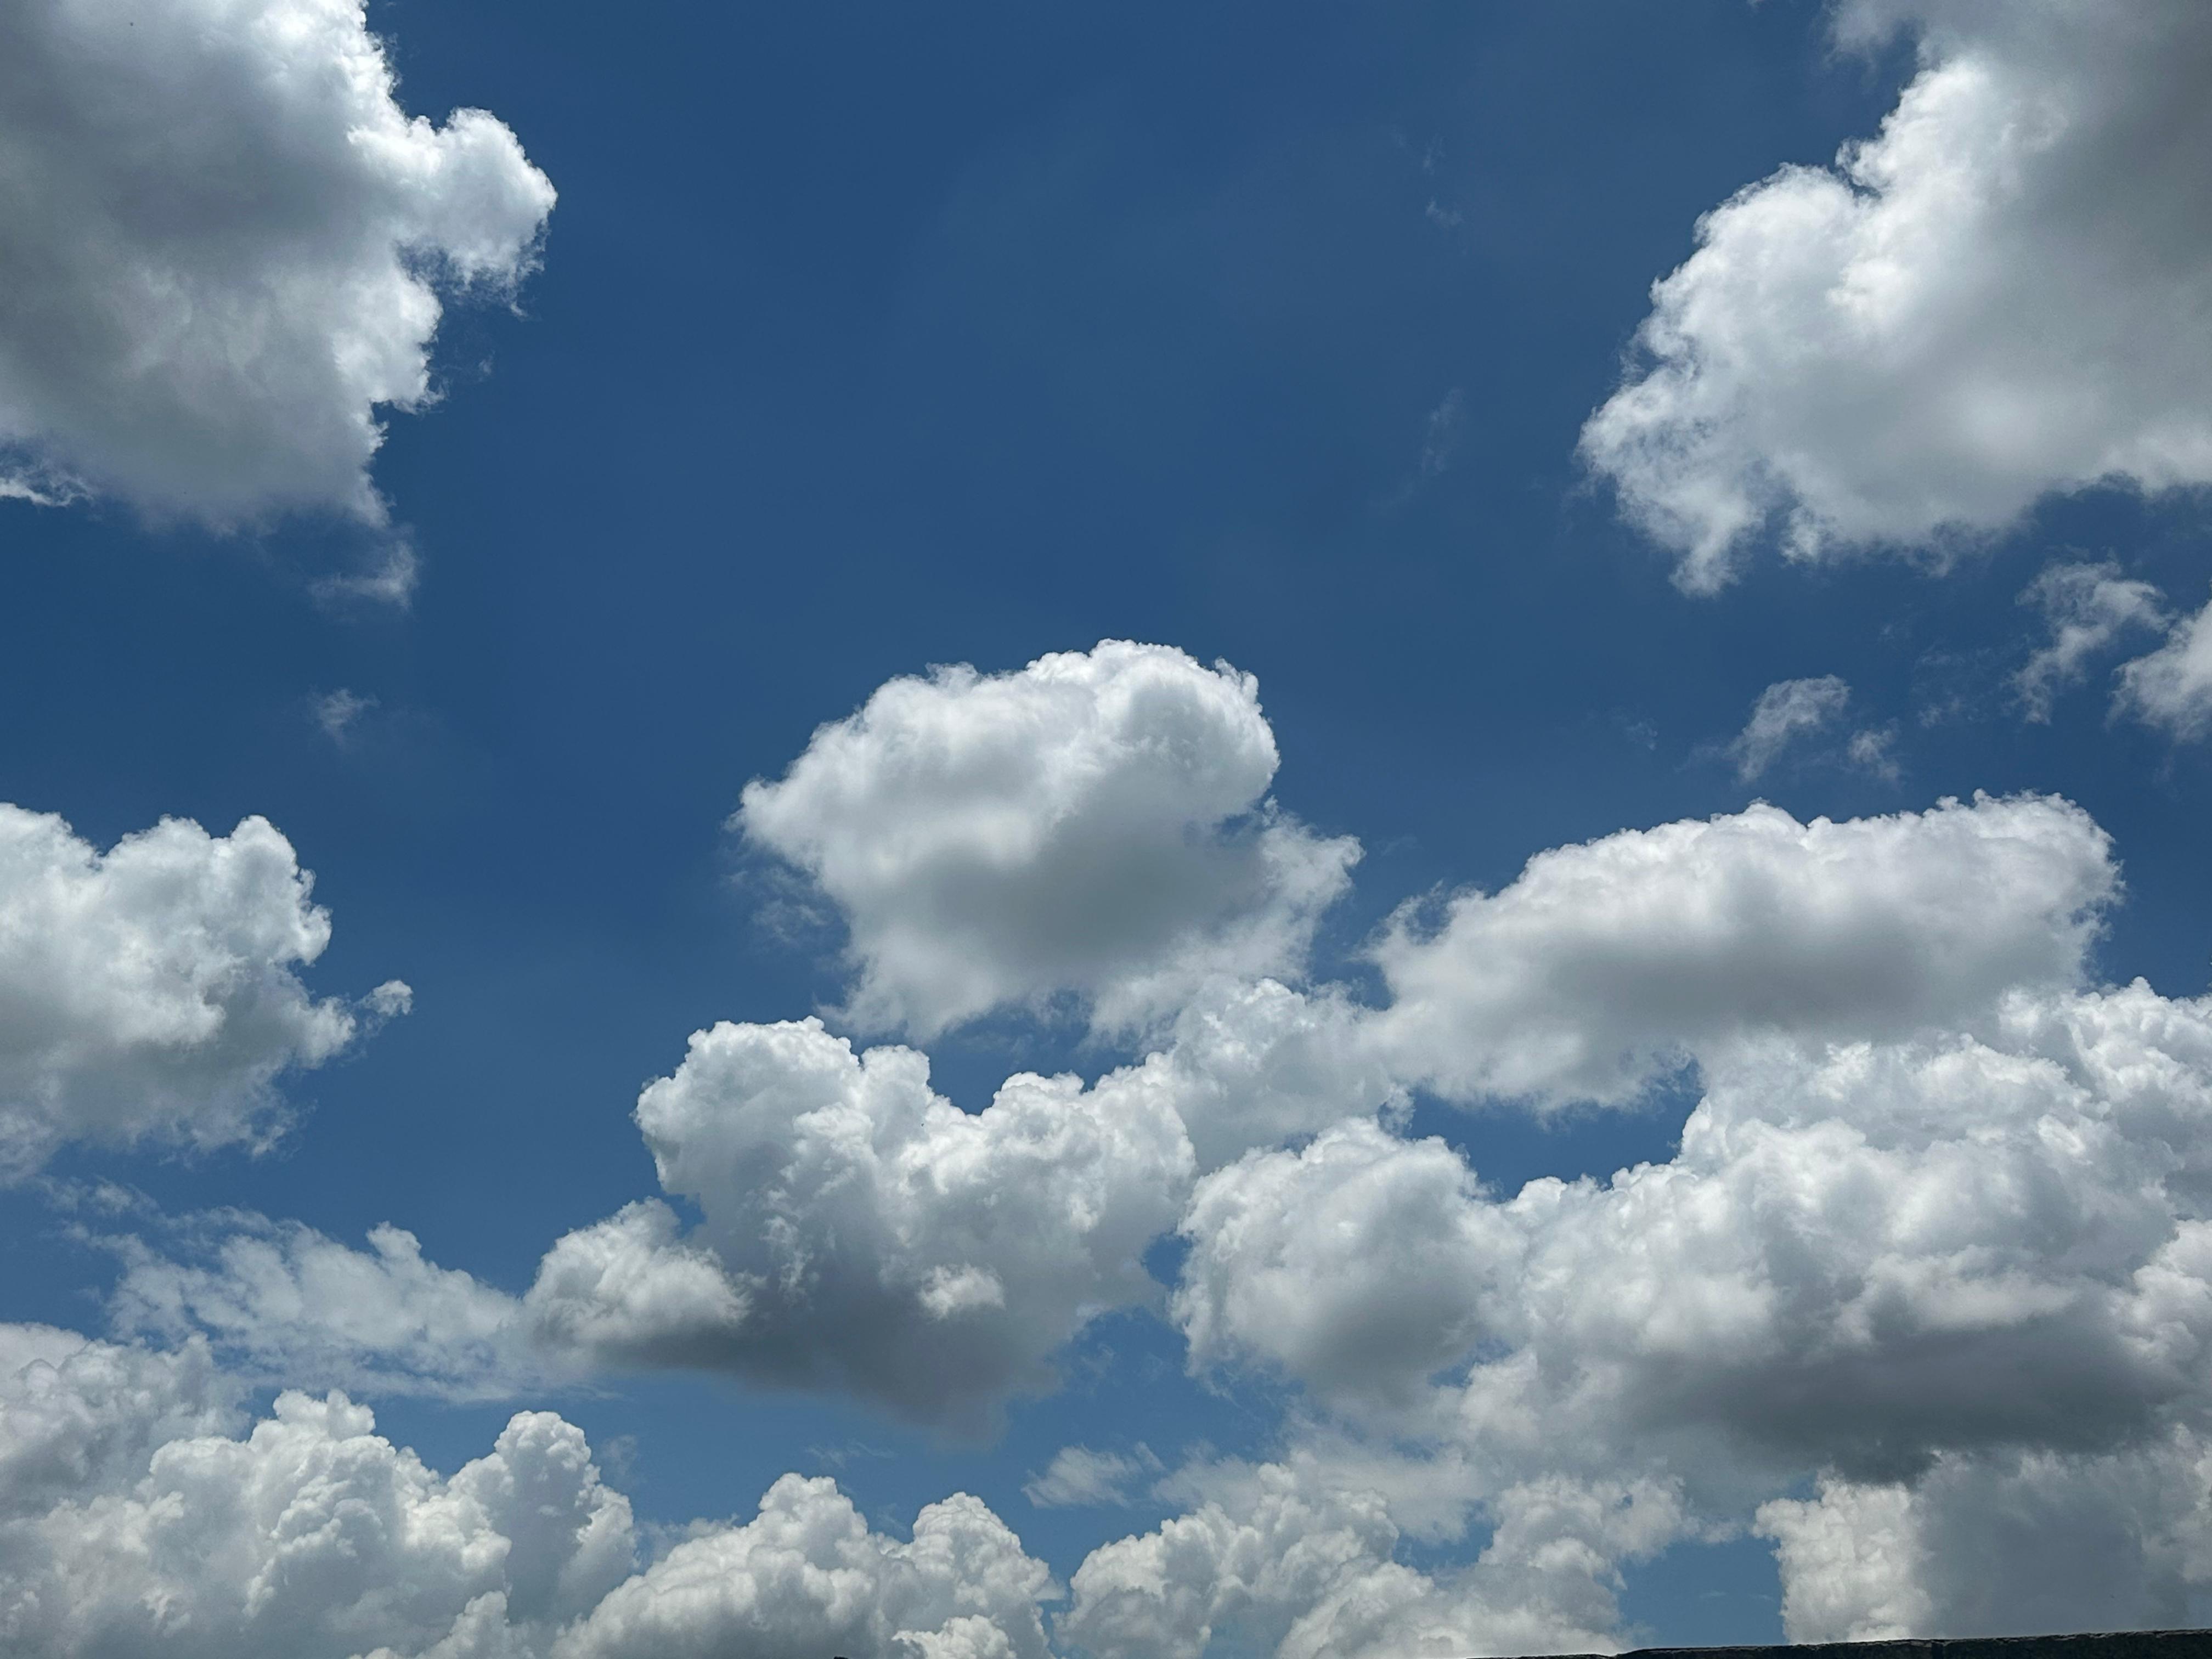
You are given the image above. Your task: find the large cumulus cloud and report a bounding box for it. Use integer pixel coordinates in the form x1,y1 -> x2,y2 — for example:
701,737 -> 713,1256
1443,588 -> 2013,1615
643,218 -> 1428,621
527,1016 -> 1195,1429
0,0 -> 553,531
1582,0 -> 2212,590
1156,977 -> 2212,1644
1370,793 -> 2114,1105
738,642 -> 1358,1036
0,806 -> 407,1176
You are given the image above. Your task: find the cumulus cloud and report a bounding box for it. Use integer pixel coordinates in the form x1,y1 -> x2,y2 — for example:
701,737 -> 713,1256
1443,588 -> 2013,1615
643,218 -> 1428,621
1726,675 -> 1851,780
737,642 -> 1358,1036
521,1017 -> 1194,1429
552,1475 -> 1054,1659
1172,1120 -> 1510,1405
0,1320 -> 1072,1659
0,1329 -> 635,1659
1583,0 -> 2212,589
0,0 -> 554,532
1370,793 -> 2115,1105
1135,973 -> 2212,1643
1062,1454 -> 1686,1659
111,978 -> 1395,1424
1759,1429 -> 2212,1642
0,806 -> 407,1175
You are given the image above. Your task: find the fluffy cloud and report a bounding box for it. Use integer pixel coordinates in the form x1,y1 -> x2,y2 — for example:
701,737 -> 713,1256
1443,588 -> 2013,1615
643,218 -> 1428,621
1141,976 -> 2212,1643
1370,793 -> 2115,1105
1061,1454 -> 1685,1659
1760,1429 -> 2212,1641
1582,0 -> 2212,589
0,1321 -> 1068,1659
109,978 -> 1392,1423
1727,675 -> 1850,781
0,1329 -> 635,1659
737,642 -> 1357,1036
1189,983 -> 2212,1463
0,806 -> 407,1176
551,1475 -> 1054,1659
0,0 -> 553,531
528,1017 -> 1195,1429
1172,1120 -> 1511,1406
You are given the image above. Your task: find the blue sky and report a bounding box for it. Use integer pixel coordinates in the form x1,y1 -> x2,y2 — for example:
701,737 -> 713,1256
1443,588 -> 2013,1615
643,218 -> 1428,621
7,1 -> 2212,1654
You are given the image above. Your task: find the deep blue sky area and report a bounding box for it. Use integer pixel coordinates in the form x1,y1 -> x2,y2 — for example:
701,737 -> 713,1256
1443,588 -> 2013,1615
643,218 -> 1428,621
8,2 -> 2212,1652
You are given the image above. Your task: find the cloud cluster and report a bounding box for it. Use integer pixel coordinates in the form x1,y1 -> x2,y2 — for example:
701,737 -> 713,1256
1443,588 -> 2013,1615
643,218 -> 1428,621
1062,1454 -> 1687,1659
1154,974 -> 2212,1642
0,807 -> 406,1176
554,1475 -> 1054,1659
0,1330 -> 634,1659
0,1325 -> 1059,1659
0,0 -> 554,530
738,642 -> 1358,1036
1583,0 -> 2212,589
106,974 -> 1398,1424
35,650 -> 2210,1650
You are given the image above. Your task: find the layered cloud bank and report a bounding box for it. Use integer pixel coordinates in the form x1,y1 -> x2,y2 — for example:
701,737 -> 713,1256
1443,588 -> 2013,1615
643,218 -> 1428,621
0,0 -> 553,531
1583,0 -> 2212,591
0,806 -> 404,1176
19,642 -> 2212,1653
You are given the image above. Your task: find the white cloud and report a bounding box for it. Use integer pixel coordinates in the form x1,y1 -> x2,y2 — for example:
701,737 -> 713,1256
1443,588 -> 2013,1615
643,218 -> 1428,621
1172,1120 -> 1510,1406
2016,561 -> 2171,721
0,0 -> 553,531
1061,1454 -> 1685,1659
109,1215 -> 533,1402
2118,588 -> 2212,740
531,1016 -> 1195,1429
1370,793 -> 2115,1106
1135,974 -> 2212,1643
109,979 -> 1395,1421
1583,0 -> 2212,589
0,1325 -> 241,1519
552,1475 -> 1054,1659
1727,675 -> 1851,780
1024,1445 -> 1161,1510
0,1321 -> 1069,1659
0,1331 -> 635,1659
737,642 -> 1358,1036
0,806 -> 407,1176
1760,1429 -> 2212,1641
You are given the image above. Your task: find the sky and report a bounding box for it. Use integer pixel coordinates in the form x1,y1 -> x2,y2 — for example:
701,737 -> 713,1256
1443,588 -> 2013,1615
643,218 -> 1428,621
7,1 -> 2212,1654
